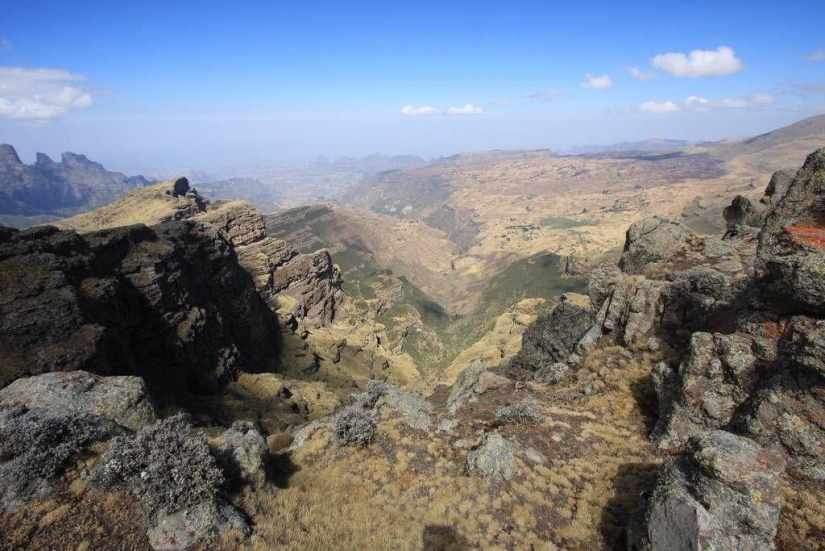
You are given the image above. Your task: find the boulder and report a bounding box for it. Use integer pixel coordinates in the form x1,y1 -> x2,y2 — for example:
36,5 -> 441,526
630,431 -> 786,551
147,498 -> 250,551
760,169 -> 795,208
506,296 -> 592,373
619,216 -> 694,276
447,363 -> 511,413
723,195 -> 767,237
466,433 -> 516,483
0,371 -> 156,431
219,421 -> 269,489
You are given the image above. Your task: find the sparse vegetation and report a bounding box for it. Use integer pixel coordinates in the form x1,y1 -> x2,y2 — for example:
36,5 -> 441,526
0,406 -> 109,480
332,408 -> 378,447
92,414 -> 224,516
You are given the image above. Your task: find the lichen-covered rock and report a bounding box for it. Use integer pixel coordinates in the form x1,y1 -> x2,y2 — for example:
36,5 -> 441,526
760,168 -> 795,208
147,498 -> 250,551
630,431 -> 785,551
466,433 -> 516,483
619,216 -> 694,275
723,195 -> 767,237
654,332 -> 767,450
757,148 -> 825,315
0,371 -> 156,431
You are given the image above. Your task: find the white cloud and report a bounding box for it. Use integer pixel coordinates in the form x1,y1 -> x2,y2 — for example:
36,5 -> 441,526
580,74 -> 613,89
749,93 -> 775,104
400,103 -> 483,116
0,39 -> 11,52
652,46 -> 743,77
400,105 -> 443,116
625,66 -> 657,81
0,67 -> 95,120
638,92 -> 774,114
524,88 -> 569,102
446,103 -> 483,115
805,50 -> 825,61
639,100 -> 680,114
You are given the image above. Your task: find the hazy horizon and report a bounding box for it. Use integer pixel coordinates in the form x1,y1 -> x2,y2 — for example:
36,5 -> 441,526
1,0 -> 823,176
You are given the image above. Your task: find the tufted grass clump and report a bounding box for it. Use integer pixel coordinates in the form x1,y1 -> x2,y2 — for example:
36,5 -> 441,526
494,403 -> 546,425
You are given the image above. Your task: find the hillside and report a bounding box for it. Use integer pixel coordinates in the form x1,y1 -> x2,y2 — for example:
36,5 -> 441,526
0,145 -> 151,225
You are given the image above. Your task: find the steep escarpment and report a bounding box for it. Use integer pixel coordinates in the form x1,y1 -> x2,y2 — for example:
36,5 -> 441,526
0,219 -> 281,393
58,177 -> 343,330
0,144 -> 151,221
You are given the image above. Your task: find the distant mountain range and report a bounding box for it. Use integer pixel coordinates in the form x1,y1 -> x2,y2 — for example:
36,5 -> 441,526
561,138 -> 694,156
0,145 -> 151,220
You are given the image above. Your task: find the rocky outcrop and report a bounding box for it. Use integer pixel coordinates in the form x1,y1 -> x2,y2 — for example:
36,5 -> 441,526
0,144 -> 151,218
619,216 -> 694,276
0,371 -> 156,431
57,182 -> 343,329
218,420 -> 269,489
756,149 -> 825,315
466,432 -> 516,483
0,220 -> 281,392
196,201 -> 343,328
630,431 -> 786,551
505,294 -> 592,375
652,332 -> 771,449
448,363 -> 512,413
723,195 -> 767,237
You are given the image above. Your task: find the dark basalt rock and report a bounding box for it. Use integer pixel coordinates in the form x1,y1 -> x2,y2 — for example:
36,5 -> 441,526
0,219 -> 281,394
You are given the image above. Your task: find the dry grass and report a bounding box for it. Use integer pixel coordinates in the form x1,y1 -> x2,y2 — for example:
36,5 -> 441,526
234,346 -> 662,550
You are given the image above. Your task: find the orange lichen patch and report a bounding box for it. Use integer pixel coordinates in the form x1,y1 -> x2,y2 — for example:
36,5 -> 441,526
786,225 -> 825,250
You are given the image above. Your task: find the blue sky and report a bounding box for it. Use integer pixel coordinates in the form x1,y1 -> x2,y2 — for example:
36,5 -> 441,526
0,0 -> 823,173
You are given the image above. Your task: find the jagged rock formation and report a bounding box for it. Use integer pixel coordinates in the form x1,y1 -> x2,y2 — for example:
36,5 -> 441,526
0,220 -> 281,392
0,144 -> 151,217
506,148 -> 825,547
196,200 -> 342,328
57,178 -> 342,329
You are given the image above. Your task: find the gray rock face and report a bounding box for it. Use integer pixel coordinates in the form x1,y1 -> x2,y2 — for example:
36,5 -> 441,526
0,220 -> 281,392
757,148 -> 825,315
619,216 -> 694,276
0,371 -> 156,431
147,498 -> 250,551
723,195 -> 767,237
653,332 -> 768,450
219,421 -> 269,489
466,433 -> 516,483
533,362 -> 570,383
630,431 -> 786,551
760,169 -> 795,208
0,144 -> 151,217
